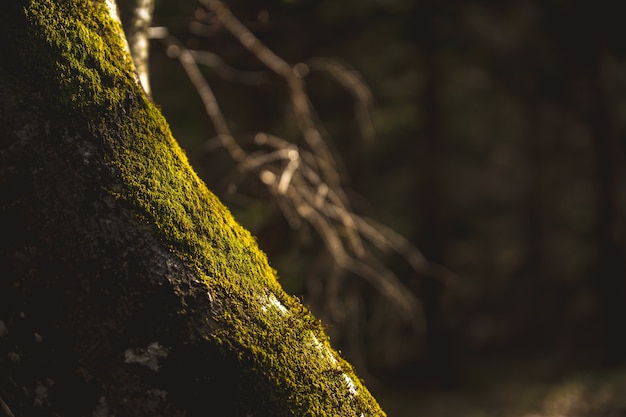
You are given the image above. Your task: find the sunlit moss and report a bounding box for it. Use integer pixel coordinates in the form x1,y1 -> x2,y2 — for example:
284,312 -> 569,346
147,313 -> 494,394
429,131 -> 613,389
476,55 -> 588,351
11,0 -> 386,415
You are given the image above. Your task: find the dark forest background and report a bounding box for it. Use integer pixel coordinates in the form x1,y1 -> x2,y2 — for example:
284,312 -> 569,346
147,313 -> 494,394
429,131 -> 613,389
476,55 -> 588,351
149,0 -> 626,415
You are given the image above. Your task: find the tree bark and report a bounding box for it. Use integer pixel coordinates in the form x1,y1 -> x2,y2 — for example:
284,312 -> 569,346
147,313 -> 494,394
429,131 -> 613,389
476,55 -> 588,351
116,0 -> 154,95
0,1 -> 385,416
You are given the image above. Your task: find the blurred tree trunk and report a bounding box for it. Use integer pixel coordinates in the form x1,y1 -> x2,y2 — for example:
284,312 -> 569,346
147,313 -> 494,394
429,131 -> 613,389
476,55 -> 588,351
0,1 -> 385,416
587,58 -> 626,363
408,0 -> 459,387
545,0 -> 626,363
411,0 -> 447,266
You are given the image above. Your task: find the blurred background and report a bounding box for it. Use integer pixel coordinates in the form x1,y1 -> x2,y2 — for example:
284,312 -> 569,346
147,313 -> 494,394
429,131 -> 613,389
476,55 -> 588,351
149,0 -> 626,415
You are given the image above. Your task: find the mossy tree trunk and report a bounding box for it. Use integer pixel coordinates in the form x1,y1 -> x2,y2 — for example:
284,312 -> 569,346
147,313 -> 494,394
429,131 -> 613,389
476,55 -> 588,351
0,1 -> 385,416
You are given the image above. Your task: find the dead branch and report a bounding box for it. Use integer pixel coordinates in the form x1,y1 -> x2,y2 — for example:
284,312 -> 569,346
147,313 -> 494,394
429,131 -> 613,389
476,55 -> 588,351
306,58 -> 376,142
151,1 -> 458,330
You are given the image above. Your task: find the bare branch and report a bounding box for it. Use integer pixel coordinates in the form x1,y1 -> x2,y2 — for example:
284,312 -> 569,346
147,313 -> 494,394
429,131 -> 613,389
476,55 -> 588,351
199,0 -> 291,76
0,396 -> 15,417
159,33 -> 247,164
199,0 -> 342,189
152,1 -> 456,331
189,49 -> 268,85
307,58 -> 376,142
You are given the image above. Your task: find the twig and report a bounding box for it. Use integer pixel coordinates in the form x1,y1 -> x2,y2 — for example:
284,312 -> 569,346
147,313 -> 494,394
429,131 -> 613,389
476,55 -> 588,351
199,0 -> 342,189
306,58 -> 376,142
0,396 -> 15,417
188,49 -> 268,85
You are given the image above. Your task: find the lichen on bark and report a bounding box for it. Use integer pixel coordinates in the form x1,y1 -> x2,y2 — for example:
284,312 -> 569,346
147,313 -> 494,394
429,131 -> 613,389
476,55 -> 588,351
0,1 -> 386,416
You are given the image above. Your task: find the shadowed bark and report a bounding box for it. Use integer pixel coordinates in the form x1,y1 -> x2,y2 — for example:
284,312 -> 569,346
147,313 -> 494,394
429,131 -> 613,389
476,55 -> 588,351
0,1 -> 385,416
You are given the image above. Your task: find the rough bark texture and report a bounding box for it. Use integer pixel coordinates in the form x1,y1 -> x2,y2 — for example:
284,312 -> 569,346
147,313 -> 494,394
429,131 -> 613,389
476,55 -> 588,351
0,1 -> 385,416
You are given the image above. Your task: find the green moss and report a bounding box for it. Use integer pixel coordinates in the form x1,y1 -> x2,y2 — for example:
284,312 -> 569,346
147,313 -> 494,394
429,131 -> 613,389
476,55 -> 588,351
22,0 -> 134,115
8,0 -> 386,415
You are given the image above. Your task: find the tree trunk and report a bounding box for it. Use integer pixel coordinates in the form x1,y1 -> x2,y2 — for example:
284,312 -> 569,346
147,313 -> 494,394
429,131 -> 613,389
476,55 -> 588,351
0,1 -> 385,416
